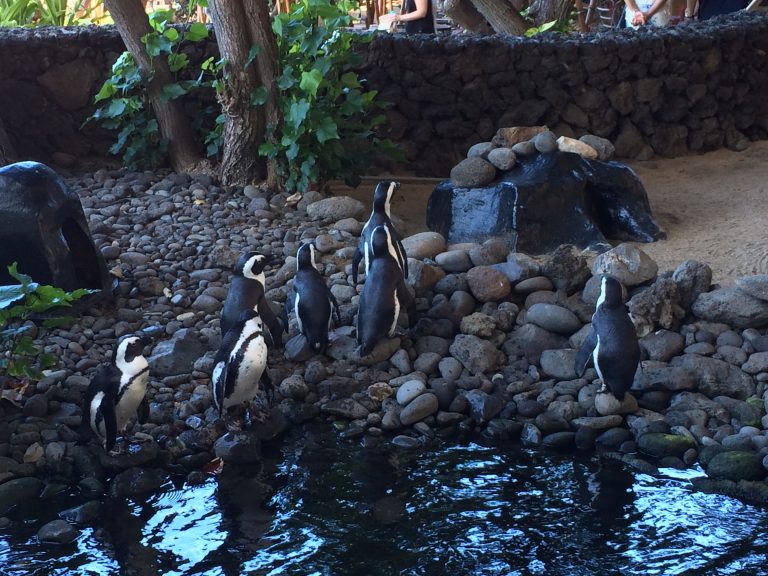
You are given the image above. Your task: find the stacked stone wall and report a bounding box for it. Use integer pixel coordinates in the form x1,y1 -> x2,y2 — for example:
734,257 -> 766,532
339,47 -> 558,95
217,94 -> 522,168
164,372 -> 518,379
1,12 -> 767,175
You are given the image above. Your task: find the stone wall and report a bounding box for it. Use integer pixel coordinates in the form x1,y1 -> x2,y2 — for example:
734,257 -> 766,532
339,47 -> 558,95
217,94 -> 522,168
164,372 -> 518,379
1,13 -> 767,175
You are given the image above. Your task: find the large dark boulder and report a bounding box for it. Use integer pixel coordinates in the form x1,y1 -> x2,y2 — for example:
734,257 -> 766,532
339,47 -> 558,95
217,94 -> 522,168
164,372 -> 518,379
0,161 -> 111,293
426,151 -> 665,254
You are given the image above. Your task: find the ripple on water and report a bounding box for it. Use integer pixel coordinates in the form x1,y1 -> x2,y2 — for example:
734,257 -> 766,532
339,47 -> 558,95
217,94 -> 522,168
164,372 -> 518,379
1,439 -> 768,575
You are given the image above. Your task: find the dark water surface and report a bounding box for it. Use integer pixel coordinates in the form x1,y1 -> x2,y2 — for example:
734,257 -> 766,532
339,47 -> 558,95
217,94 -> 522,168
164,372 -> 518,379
2,430 -> 768,576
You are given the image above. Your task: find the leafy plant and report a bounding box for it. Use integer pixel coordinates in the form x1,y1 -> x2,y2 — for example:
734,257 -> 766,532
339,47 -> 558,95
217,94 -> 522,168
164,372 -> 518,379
0,0 -> 105,27
0,263 -> 95,382
88,8 -> 214,169
258,0 -> 401,193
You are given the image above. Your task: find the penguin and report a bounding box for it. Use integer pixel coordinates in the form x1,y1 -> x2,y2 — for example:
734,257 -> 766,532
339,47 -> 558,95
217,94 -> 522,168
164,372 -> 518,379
357,224 -> 416,356
84,333 -> 152,452
283,242 -> 341,354
352,180 -> 408,284
212,308 -> 273,426
220,251 -> 284,348
574,275 -> 640,400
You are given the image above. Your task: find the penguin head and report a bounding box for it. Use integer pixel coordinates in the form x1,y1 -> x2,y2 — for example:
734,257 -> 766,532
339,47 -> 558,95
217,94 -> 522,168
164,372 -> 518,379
373,181 -> 399,217
597,275 -> 626,309
296,242 -> 318,272
370,225 -> 396,260
236,251 -> 269,283
114,334 -> 151,365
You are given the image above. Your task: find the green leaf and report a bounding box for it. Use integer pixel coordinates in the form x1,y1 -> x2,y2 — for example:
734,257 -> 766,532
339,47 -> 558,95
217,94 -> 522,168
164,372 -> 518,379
184,22 -> 209,42
163,28 -> 179,42
299,69 -> 324,99
250,86 -> 268,106
315,116 -> 339,143
94,80 -> 117,103
168,52 -> 189,73
160,83 -> 188,101
104,98 -> 127,118
0,285 -> 26,310
42,316 -> 77,329
340,72 -> 361,90
245,44 -> 261,69
288,99 -> 310,128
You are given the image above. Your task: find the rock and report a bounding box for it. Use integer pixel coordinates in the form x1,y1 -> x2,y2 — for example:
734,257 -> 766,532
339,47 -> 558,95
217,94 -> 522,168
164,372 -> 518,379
321,398 -> 370,420
213,432 -> 261,465
466,266 -> 511,302
492,126 -> 547,147
487,148 -> 517,170
533,131 -> 558,152
706,451 -> 767,482
594,392 -> 638,415
407,260 -> 445,293
572,415 -> 624,430
59,500 -> 102,525
460,312 -> 496,338
22,394 -> 48,418
450,156 -> 497,188
521,423 -> 543,446
427,154 -> 664,255
399,393 -> 439,426
542,431 -> 576,449
541,245 -> 592,294
148,328 -> 208,376
539,349 -> 578,380
278,375 -> 309,400
108,468 -> 168,499
526,303 -> 582,334
397,380 -> 427,405
467,141 -> 496,158
579,135 -> 615,161
503,323 -> 569,364
692,288 -> 768,329
736,275 -> 768,302
354,337 -> 402,366
306,196 -> 365,221
284,334 -> 314,362
632,364 -> 696,392
628,278 -> 685,336
556,135 -> 598,159
368,382 -> 394,402
37,519 -> 79,545
742,352 -> 768,375
468,239 -> 509,267
435,250 -> 472,272
449,334 -> 503,375
592,244 -> 658,287
639,330 -> 685,362
401,232 -> 446,260
670,354 -> 755,399
672,260 -> 713,310
637,432 -> 696,458
464,389 -> 503,423
0,477 -> 42,515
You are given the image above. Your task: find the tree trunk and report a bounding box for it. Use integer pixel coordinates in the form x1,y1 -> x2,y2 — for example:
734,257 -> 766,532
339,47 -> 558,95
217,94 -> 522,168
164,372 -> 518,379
444,0 -> 495,34
208,0 -> 281,188
0,118 -> 15,167
469,0 -> 530,34
104,0 -> 202,174
529,0 -> 574,25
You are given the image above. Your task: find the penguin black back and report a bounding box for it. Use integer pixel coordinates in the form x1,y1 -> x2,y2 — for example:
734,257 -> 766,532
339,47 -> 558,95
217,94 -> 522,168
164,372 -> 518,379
352,181 -> 408,284
220,251 -> 284,347
285,242 -> 339,353
574,276 -> 639,400
357,225 -> 414,356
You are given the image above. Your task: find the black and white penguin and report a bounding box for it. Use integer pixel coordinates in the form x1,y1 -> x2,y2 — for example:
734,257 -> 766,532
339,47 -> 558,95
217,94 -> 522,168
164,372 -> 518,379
574,275 -> 640,400
84,334 -> 151,452
283,242 -> 340,354
220,251 -> 284,348
212,308 -> 273,425
352,180 -> 408,284
357,224 -> 416,356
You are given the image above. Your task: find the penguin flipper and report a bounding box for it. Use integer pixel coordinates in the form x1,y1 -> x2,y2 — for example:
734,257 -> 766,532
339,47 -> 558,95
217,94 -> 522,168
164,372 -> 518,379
327,289 -> 341,326
396,279 -> 417,328
101,398 -> 118,452
574,328 -> 598,377
352,243 -> 363,285
283,290 -> 295,333
136,396 -> 150,425
395,239 -> 409,279
261,368 -> 274,406
257,296 -> 284,348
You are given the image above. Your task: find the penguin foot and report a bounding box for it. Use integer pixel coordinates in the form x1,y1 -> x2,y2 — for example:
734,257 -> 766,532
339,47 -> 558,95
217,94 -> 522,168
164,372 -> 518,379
248,403 -> 272,425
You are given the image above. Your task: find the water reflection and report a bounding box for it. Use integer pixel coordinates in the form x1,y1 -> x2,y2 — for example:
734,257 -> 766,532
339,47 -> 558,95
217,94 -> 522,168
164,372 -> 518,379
1,432 -> 768,575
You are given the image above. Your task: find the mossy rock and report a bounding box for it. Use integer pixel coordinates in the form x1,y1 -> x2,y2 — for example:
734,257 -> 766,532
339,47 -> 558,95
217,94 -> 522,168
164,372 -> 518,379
698,444 -> 727,469
706,450 -> 767,482
692,477 -> 768,505
637,432 -> 696,458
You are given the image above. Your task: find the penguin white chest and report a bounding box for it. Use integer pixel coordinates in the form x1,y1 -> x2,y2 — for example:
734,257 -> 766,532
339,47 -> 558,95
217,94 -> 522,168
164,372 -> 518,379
225,336 -> 268,409
294,291 -> 303,333
389,292 -> 400,337
115,365 -> 149,431
592,336 -> 604,383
